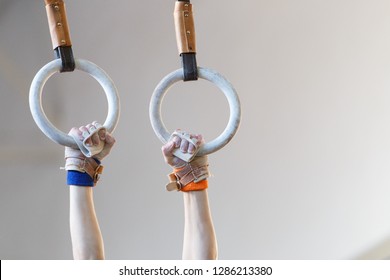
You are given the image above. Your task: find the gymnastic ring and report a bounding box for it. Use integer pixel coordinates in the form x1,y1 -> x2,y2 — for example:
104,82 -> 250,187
149,67 -> 241,156
29,58 -> 120,149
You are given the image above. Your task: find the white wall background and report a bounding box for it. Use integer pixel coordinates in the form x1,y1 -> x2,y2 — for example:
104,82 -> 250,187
1,0 -> 390,260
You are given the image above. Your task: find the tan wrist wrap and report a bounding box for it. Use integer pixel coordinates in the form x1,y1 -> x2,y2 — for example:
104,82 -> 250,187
65,149 -> 103,185
166,156 -> 210,192
45,0 -> 72,49
174,1 -> 196,54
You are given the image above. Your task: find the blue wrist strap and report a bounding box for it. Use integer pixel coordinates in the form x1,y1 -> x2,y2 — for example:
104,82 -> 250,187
67,159 -> 101,187
67,171 -> 94,186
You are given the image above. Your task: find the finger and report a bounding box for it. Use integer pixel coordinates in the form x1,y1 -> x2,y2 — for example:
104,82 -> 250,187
194,134 -> 204,145
90,131 -> 100,145
180,138 -> 189,153
188,142 -> 196,154
92,121 -> 102,129
190,133 -> 199,143
86,124 -> 103,145
79,126 -> 89,137
68,127 -> 78,134
86,124 -> 99,145
104,133 -> 116,147
172,135 -> 181,148
69,127 -> 83,141
98,128 -> 106,141
86,123 -> 96,133
187,133 -> 200,154
79,126 -> 92,146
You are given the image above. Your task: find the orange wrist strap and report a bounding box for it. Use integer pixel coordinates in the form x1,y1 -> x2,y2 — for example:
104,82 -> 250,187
180,179 -> 208,192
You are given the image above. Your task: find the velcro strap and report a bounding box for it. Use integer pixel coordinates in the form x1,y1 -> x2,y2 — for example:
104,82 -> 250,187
65,152 -> 103,184
181,180 -> 208,192
166,156 -> 209,191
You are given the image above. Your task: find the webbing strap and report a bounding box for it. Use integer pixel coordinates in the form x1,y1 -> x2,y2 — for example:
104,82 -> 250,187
44,0 -> 75,72
175,0 -> 198,81
54,46 -> 75,72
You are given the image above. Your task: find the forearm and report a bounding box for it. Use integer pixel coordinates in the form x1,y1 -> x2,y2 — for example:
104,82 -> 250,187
69,186 -> 104,260
182,190 -> 218,260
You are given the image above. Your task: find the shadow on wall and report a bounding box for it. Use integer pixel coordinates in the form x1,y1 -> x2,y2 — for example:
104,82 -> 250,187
357,236 -> 390,260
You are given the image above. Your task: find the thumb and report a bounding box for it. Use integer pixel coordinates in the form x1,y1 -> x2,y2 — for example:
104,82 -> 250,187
104,133 -> 116,148
162,141 -> 176,157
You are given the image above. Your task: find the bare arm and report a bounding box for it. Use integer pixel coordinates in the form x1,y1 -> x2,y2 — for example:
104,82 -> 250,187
162,131 -> 218,260
182,190 -> 217,260
65,122 -> 115,260
69,186 -> 104,260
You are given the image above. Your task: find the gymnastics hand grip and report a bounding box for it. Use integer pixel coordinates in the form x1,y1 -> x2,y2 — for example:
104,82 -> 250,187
169,131 -> 200,162
71,126 -> 106,158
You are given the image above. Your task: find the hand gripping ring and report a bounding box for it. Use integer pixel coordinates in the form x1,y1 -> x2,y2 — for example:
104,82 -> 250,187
149,67 -> 241,156
29,58 -> 120,149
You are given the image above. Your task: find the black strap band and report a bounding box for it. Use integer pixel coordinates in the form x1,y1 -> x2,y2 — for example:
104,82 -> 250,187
181,53 -> 198,81
54,46 -> 75,72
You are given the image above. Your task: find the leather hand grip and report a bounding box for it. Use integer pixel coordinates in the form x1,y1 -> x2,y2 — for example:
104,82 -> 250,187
174,1 -> 196,54
45,0 -> 72,49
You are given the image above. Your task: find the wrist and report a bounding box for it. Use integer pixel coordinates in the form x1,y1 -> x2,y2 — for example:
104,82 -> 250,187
64,148 -> 104,186
67,170 -> 95,186
180,180 -> 209,192
166,156 -> 210,192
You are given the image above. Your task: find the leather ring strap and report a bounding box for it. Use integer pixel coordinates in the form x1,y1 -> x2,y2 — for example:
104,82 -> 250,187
44,0 -> 75,72
174,1 -> 196,53
45,0 -> 72,49
174,0 -> 198,81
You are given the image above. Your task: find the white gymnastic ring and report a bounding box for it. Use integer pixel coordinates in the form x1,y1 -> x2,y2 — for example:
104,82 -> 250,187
149,67 -> 241,156
29,58 -> 120,149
